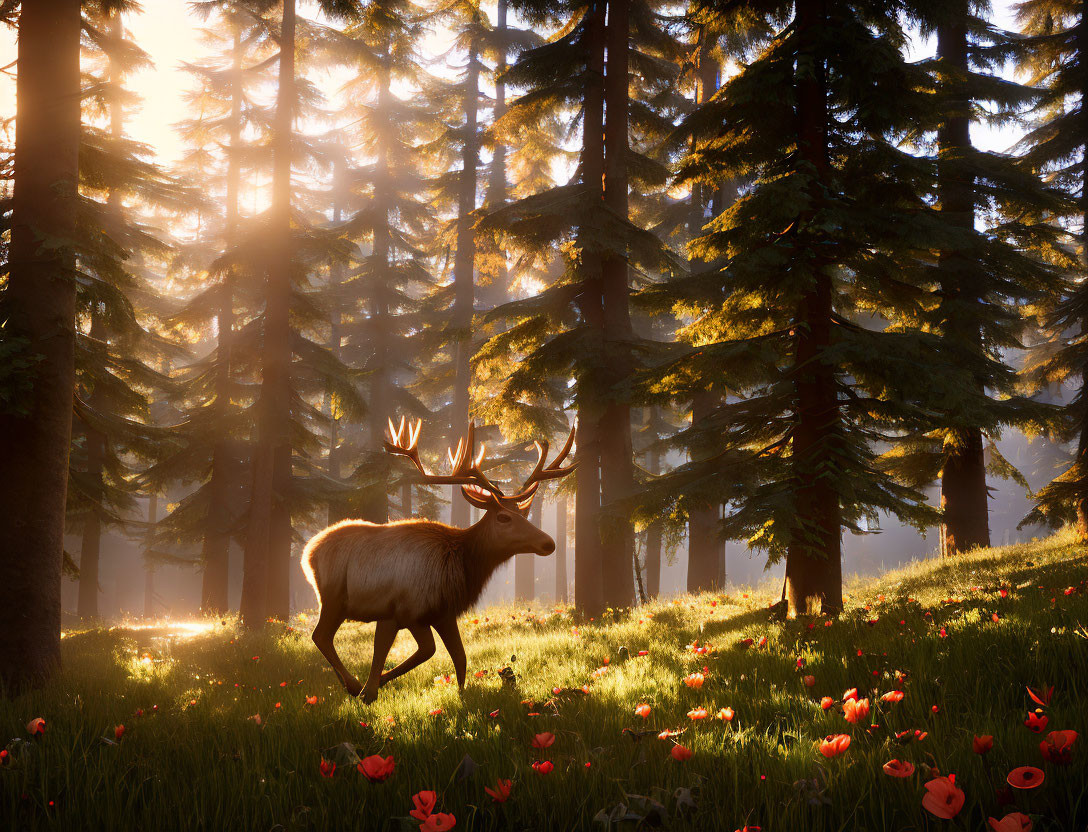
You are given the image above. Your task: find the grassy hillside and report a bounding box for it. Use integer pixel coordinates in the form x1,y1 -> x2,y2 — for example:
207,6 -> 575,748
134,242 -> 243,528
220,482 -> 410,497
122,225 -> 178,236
2,531 -> 1086,831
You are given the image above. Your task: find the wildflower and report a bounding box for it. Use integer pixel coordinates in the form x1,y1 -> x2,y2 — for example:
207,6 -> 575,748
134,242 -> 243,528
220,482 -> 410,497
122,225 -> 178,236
532,732 -> 555,749
26,718 -> 45,737
881,690 -> 904,703
684,673 -> 705,688
421,812 -> 456,832
635,704 -> 651,719
883,759 -> 915,778
757,636 -> 767,648
819,734 -> 850,758
249,714 -> 262,726
1026,686 -> 1054,707
1024,712 -> 1048,733
1007,766 -> 1044,790
305,696 -> 318,705
820,697 -> 835,710
114,725 -> 125,741
484,779 -> 512,803
803,675 -> 816,688
842,688 -> 858,702
531,760 -> 554,775
410,791 -> 437,821
716,707 -> 734,722
671,744 -> 692,761
473,670 -> 487,678
973,735 -> 993,755
429,708 -> 444,717
987,812 -> 1032,832
843,698 -> 870,725
922,774 -> 965,819
688,708 -> 708,721
0,750 -> 8,766
1039,730 -> 1077,765
358,754 -> 395,782
319,759 -> 336,778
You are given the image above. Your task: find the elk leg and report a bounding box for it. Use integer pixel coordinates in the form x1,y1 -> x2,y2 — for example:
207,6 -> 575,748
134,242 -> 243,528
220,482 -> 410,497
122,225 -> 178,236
433,615 -> 467,690
312,602 -> 362,697
361,619 -> 398,704
379,624 -> 435,688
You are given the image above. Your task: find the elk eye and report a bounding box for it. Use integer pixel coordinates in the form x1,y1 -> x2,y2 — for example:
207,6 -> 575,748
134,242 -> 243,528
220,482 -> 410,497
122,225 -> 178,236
497,513 -> 512,524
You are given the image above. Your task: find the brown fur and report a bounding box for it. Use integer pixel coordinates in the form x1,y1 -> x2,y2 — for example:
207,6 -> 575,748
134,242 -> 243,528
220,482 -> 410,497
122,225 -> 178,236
302,509 -> 554,700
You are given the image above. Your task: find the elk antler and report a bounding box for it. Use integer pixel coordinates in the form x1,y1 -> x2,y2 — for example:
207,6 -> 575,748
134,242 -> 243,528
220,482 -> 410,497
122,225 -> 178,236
385,417 -> 506,498
507,423 -> 578,508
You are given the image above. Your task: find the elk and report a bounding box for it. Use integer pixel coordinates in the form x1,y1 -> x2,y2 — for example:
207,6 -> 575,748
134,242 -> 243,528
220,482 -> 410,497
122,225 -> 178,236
302,418 -> 576,702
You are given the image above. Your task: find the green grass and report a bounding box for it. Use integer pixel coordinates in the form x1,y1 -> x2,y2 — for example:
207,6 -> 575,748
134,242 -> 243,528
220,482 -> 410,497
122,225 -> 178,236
3,531 -> 1087,831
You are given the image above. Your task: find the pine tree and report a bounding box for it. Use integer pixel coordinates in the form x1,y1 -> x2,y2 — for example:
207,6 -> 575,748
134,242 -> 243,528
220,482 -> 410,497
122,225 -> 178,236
1015,0 -> 1088,540
0,0 -> 82,689
640,0 -> 984,616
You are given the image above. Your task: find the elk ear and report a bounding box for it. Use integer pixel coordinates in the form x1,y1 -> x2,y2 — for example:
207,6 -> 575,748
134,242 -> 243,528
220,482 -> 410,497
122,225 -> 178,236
460,484 -> 501,511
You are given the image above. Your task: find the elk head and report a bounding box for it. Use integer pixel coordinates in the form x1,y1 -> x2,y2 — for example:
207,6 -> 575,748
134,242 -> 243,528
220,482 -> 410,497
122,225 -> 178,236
384,417 -> 576,556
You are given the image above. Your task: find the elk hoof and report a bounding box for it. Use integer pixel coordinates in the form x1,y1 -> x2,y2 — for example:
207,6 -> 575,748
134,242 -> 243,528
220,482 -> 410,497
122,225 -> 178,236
343,678 -> 363,698
360,687 -> 378,704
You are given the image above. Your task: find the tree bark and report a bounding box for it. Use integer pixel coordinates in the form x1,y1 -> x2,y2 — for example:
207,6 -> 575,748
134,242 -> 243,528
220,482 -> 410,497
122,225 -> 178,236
144,492 -> 157,618
451,41 -> 481,529
555,496 -> 568,601
202,24 -> 245,612
574,0 -> 606,617
0,0 -> 81,691
598,0 -> 635,609
783,0 -> 843,617
936,0 -> 990,555
324,158 -> 347,527
515,499 -> 539,600
240,0 -> 296,624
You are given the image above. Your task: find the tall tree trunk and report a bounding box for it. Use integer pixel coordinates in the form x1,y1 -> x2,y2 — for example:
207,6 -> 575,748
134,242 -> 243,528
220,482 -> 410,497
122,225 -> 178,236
324,158 -> 347,527
783,0 -> 843,617
515,499 -> 540,600
555,496 -> 568,601
1078,11 -> 1088,542
451,42 -> 481,529
0,0 -> 81,690
482,0 -> 510,309
574,0 -> 607,617
598,0 -> 635,609
359,52 -> 394,525
202,24 -> 244,612
937,0 -> 990,555
240,0 -> 296,624
685,37 -> 724,594
144,492 -> 157,618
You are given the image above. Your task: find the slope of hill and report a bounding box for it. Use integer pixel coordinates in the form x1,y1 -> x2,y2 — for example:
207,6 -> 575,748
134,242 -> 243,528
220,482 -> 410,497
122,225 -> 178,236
2,531 -> 1085,831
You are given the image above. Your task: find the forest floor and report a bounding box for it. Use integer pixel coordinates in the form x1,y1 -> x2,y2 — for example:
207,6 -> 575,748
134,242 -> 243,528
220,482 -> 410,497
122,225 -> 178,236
2,531 -> 1087,831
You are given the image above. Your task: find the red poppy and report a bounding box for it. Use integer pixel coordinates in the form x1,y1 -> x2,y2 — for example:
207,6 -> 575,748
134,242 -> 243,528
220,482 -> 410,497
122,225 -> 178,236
842,688 -> 858,702
716,707 -> 734,722
531,760 -> 554,775
820,734 -> 850,758
684,673 -> 704,688
319,759 -> 336,778
1024,712 -> 1048,733
688,708 -> 708,721
881,690 -> 904,703
973,735 -> 993,755
757,636 -> 767,648
820,697 -> 834,710
421,812 -> 456,832
883,759 -> 914,778
803,675 -> 815,688
922,774 -> 965,819
532,732 -> 555,749
305,696 -> 318,706
843,698 -> 870,725
1027,686 -> 1054,707
26,718 -> 45,737
429,708 -> 444,717
1039,730 -> 1077,765
484,778 -> 512,803
635,704 -> 651,719
358,754 -> 395,782
114,724 -> 125,741
987,812 -> 1032,832
410,791 -> 437,821
671,744 -> 692,761
1007,766 -> 1044,789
